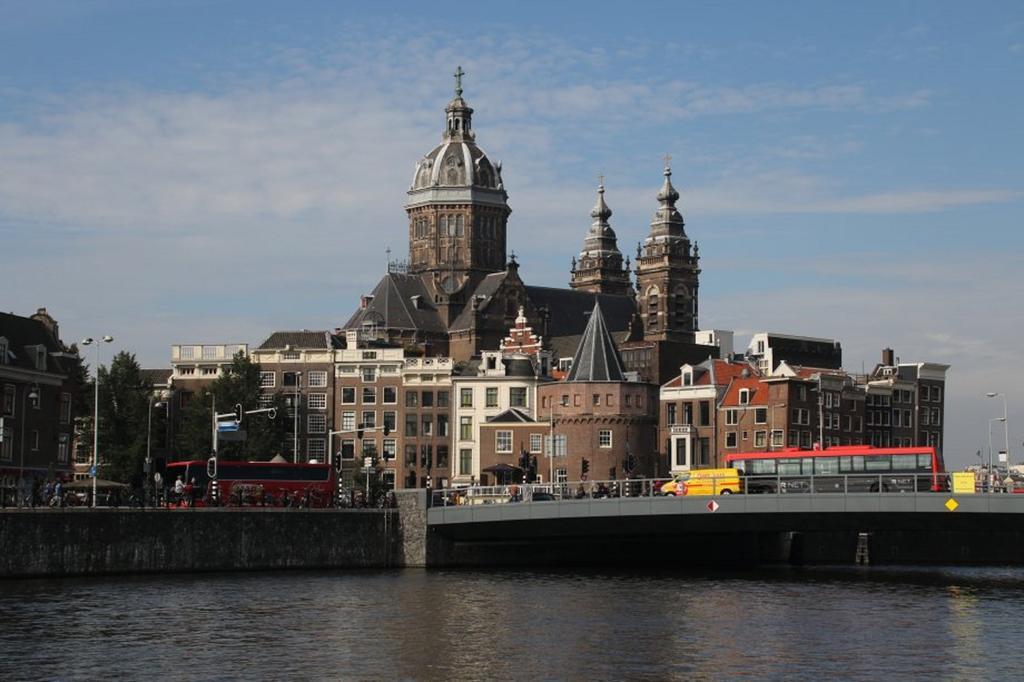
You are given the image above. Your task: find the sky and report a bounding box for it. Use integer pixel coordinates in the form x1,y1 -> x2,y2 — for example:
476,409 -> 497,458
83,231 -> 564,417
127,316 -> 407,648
1,0 -> 1022,466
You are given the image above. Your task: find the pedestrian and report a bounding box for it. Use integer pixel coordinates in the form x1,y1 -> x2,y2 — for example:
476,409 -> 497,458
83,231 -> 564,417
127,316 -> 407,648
185,478 -> 195,507
153,471 -> 163,506
53,480 -> 63,508
173,475 -> 184,506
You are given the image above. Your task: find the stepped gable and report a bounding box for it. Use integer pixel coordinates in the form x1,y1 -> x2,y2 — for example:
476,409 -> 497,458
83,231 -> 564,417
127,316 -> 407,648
566,300 -> 626,382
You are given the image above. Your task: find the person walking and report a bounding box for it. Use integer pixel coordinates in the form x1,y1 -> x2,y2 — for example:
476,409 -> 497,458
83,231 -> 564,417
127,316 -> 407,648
173,475 -> 184,506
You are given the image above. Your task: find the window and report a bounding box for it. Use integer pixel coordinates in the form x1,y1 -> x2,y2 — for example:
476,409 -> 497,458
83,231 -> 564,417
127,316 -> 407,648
58,434 -> 69,464
545,435 -> 567,457
405,414 -> 417,437
460,388 -> 473,407
682,371 -> 693,386
437,390 -> 449,408
307,439 -> 326,460
1,426 -> 12,461
460,449 -> 473,475
666,403 -> 677,425
362,367 -> 376,382
798,386 -> 807,402
260,372 -> 276,388
699,401 -> 710,426
726,409 -> 739,425
283,372 -> 301,387
383,411 -> 397,434
405,445 -> 417,466
308,393 -> 327,410
382,439 -> 397,460
361,411 -> 376,428
421,391 -> 434,408
437,414 -> 449,437
510,387 -> 527,408
754,431 -> 767,448
754,408 -> 767,424
362,387 -> 376,404
308,371 -> 327,388
341,439 -> 355,460
421,416 -> 433,436
342,412 -> 355,431
437,446 -> 449,469
599,430 -> 612,448
3,384 -> 15,416
725,432 -> 738,448
739,389 -> 750,405
932,386 -> 942,402
931,408 -> 940,425
282,350 -> 300,360
406,391 -> 419,408
460,416 -> 473,441
60,393 -> 71,424
592,393 -> 601,406
496,430 -> 512,453
530,433 -> 543,453
201,367 -> 217,377
383,386 -> 397,404
771,430 -> 784,447
307,414 -> 326,433
178,367 -> 195,376
485,387 -> 498,407
342,387 -> 355,404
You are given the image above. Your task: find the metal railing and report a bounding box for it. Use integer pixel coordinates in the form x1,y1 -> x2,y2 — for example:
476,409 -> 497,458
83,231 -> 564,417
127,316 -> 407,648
428,472 -> 961,507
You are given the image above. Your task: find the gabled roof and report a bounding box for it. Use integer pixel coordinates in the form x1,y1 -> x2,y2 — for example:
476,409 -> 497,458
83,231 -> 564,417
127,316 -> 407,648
524,286 -> 635,337
449,271 -> 511,332
485,408 -> 536,423
566,301 -> 626,382
343,273 -> 448,334
720,376 -> 769,407
662,359 -> 755,388
257,330 -> 337,350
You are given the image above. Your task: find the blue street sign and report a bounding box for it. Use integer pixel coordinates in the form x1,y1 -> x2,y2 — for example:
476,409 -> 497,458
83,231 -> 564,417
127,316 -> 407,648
89,465 -> 97,477
217,420 -> 239,433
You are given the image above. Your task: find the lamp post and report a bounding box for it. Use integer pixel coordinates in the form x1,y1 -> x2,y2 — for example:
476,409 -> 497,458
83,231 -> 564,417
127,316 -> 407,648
146,394 -> 168,506
986,392 -> 1010,473
18,383 -> 40,506
81,335 -> 113,508
989,417 -> 1006,492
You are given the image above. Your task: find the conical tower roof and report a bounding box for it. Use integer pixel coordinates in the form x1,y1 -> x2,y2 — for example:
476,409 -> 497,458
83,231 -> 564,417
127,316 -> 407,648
566,300 -> 626,382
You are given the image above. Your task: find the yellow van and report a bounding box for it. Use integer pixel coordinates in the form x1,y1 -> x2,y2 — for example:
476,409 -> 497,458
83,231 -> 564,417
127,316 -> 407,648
661,468 -> 742,496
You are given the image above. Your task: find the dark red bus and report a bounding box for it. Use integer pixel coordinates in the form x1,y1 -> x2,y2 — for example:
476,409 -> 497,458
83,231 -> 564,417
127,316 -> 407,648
724,445 -> 945,493
165,459 -> 336,507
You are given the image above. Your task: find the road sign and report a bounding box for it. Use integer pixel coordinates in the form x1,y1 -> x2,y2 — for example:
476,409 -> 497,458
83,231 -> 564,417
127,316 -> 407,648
706,500 -> 719,513
945,498 -> 959,512
89,465 -> 97,477
217,420 -> 239,433
363,456 -> 373,468
217,429 -> 247,442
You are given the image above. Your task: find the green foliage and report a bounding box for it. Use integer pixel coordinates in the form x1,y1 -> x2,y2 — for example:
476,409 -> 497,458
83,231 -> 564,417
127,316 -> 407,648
97,351 -> 152,484
176,353 -> 289,462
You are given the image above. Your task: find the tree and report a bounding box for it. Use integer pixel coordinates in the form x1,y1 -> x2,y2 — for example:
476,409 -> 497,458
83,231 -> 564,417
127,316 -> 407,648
97,351 -> 152,484
177,353 -> 288,461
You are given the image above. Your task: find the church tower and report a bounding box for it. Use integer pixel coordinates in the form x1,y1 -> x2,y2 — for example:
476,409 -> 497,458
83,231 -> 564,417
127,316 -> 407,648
634,160 -> 700,341
405,67 -> 512,325
569,181 -> 632,296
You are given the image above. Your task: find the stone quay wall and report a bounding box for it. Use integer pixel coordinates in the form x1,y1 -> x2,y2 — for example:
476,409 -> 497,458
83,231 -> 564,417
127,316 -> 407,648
0,491 -> 430,578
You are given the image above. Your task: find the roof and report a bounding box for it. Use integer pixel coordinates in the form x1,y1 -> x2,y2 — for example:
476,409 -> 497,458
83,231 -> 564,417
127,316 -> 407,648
565,301 -> 626,382
485,408 -> 536,423
256,330 -> 338,350
720,376 -> 769,407
342,273 -> 448,334
0,310 -> 70,376
524,286 -> 635,337
662,359 -> 755,388
549,331 -> 630,361
449,271 -> 511,331
140,369 -> 172,386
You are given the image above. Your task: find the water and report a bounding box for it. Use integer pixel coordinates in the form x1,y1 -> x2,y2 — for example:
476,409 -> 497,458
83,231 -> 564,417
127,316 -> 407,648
1,566 -> 1022,681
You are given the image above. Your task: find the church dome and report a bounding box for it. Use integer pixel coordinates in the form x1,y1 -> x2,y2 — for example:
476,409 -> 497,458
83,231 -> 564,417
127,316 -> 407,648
409,67 -> 505,193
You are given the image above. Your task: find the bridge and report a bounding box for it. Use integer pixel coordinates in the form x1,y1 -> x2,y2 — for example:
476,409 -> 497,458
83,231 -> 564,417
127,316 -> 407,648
424,479 -> 1024,567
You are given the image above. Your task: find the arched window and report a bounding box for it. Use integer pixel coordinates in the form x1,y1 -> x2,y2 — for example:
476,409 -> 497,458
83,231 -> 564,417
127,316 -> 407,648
646,285 -> 660,328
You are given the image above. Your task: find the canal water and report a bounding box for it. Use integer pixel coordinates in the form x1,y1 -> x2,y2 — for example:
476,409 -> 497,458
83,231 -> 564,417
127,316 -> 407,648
1,566 -> 1021,680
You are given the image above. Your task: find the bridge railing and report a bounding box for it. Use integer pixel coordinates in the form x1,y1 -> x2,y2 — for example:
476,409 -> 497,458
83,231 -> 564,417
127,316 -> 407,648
428,472 -> 957,507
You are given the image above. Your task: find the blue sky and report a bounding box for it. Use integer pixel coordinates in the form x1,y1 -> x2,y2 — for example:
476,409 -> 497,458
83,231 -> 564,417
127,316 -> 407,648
1,1 -> 1022,465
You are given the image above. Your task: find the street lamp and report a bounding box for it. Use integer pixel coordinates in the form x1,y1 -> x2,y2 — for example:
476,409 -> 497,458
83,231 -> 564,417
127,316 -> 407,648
81,335 -> 113,507
986,392 -> 1010,473
18,383 -> 40,506
146,393 -> 169,505
989,416 -> 1006,492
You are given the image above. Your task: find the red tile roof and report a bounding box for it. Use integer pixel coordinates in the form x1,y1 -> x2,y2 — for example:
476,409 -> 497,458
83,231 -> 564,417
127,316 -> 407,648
720,376 -> 769,407
662,360 -> 759,388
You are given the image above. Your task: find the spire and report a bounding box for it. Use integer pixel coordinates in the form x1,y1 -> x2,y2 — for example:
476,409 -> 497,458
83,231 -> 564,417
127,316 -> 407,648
586,180 -> 616,244
444,65 -> 474,141
648,157 -> 686,241
566,300 -> 626,382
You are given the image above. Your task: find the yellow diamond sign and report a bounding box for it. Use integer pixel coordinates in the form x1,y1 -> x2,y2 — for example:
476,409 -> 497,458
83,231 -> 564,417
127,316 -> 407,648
945,498 -> 959,512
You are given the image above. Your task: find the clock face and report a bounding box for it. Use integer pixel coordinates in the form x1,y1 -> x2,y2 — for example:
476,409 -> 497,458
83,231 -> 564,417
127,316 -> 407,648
441,276 -> 461,294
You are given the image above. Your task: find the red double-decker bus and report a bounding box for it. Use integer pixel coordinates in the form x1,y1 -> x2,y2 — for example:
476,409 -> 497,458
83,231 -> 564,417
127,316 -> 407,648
165,459 -> 336,507
724,445 -> 945,493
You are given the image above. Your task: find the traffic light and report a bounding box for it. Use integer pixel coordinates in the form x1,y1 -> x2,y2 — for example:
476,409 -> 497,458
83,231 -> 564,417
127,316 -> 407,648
519,451 -> 529,470
234,403 -> 243,424
529,456 -> 538,483
333,453 -> 343,473
582,458 -> 590,476
626,454 -> 637,473
356,423 -> 364,440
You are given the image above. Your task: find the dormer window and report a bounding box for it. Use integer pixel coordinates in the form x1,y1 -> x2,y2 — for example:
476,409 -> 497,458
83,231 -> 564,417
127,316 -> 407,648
739,388 -> 750,405
682,371 -> 693,386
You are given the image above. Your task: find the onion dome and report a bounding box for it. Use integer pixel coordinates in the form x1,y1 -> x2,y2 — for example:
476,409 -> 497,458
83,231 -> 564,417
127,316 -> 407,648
580,181 -> 622,257
646,160 -> 687,242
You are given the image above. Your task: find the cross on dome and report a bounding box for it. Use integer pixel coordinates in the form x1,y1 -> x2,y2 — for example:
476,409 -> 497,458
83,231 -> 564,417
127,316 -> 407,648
454,65 -> 466,97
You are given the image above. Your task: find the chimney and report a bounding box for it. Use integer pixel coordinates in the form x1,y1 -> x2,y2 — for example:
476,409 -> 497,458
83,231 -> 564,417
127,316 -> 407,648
882,348 -> 895,366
